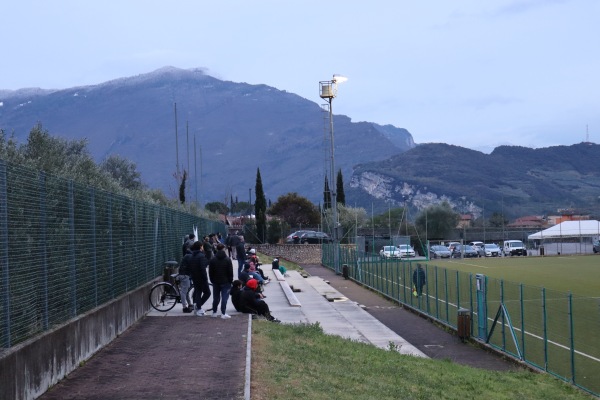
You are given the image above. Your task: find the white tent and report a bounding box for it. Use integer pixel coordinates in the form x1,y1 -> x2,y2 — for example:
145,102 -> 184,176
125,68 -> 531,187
527,220 -> 600,240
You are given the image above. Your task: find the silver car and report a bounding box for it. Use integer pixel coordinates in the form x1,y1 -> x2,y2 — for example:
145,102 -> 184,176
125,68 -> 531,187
430,245 -> 451,258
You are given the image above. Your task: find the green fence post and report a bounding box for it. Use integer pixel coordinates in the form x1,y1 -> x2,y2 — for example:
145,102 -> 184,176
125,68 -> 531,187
90,188 -> 98,306
444,268 -> 449,322
39,172 -> 49,330
476,274 -> 487,340
0,161 -> 9,348
68,180 -> 77,316
542,287 -> 548,371
568,292 -> 575,383
520,284 -> 525,360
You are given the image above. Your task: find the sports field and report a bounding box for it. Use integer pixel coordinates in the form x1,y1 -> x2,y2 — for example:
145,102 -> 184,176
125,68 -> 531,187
425,254 -> 600,297
330,248 -> 600,395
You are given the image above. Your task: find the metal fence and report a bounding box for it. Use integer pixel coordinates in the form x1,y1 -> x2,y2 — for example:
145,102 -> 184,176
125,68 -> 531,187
322,245 -> 600,397
0,160 -> 225,349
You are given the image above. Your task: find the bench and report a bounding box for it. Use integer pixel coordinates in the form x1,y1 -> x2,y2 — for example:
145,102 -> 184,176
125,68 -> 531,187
271,269 -> 301,307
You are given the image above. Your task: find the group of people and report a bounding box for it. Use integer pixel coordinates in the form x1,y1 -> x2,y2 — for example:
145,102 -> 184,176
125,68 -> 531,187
176,231 -> 279,322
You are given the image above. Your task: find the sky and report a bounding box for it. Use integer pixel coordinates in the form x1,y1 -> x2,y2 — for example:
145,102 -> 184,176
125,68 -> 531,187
2,0 -> 599,153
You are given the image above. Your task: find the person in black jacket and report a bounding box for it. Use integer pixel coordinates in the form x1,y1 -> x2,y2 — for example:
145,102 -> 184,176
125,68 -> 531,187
412,264 -> 427,296
183,241 -> 211,316
208,243 -> 234,319
230,280 -> 243,312
238,279 -> 280,322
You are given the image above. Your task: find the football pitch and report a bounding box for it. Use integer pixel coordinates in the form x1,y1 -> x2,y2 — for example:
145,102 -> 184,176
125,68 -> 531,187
425,254 -> 600,298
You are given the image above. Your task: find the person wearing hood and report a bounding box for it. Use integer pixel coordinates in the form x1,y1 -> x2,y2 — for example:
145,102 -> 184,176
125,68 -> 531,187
238,279 -> 280,322
208,243 -> 234,319
184,241 -> 211,316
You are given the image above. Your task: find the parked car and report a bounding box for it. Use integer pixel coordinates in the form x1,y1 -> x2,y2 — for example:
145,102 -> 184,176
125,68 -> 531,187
398,244 -> 416,258
483,243 -> 501,257
285,230 -> 314,244
447,242 -> 461,252
380,245 -> 402,259
451,244 -> 479,258
503,240 -> 527,256
429,245 -> 452,259
469,241 -> 485,257
298,231 -> 332,244
593,241 -> 600,254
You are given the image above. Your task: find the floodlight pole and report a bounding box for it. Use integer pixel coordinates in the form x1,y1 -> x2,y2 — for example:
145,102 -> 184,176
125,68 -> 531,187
319,75 -> 346,274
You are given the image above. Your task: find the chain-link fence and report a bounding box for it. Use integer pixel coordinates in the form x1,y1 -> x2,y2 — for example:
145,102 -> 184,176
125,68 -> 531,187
0,160 -> 225,349
322,244 -> 600,397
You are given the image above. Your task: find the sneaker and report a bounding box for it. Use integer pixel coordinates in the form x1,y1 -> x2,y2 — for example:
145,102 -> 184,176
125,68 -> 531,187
221,314 -> 231,319
212,311 -> 219,318
195,309 -> 205,316
183,307 -> 193,313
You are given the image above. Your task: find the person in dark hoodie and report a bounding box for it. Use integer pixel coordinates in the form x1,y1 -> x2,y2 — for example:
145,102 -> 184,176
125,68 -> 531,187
208,243 -> 234,319
182,241 -> 211,316
238,279 -> 280,322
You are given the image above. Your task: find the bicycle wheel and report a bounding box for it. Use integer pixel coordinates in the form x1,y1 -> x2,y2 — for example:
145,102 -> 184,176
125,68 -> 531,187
149,282 -> 179,311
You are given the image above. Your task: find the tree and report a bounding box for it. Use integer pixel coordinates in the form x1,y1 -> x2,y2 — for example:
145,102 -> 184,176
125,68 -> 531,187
369,207 -> 407,230
232,201 -> 252,215
414,202 -> 459,239
179,170 -> 187,204
205,201 -> 229,214
336,204 -> 367,243
100,155 -> 143,190
336,169 -> 345,206
488,212 -> 508,228
323,176 -> 331,209
255,168 -> 267,243
268,192 -> 320,228
266,218 -> 289,244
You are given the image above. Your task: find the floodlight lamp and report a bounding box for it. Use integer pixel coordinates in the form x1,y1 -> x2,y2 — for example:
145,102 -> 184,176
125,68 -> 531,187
332,74 -> 348,83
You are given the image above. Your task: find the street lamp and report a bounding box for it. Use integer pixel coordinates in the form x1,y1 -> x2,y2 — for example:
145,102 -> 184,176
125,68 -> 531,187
319,74 -> 347,274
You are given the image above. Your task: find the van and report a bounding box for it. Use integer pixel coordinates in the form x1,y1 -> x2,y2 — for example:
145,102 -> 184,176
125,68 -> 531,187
503,240 -> 527,256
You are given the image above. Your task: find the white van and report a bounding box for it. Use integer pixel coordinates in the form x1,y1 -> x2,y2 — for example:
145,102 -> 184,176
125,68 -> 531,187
503,240 -> 527,256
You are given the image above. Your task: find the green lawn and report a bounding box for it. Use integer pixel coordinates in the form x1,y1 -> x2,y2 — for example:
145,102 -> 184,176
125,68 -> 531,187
251,321 -> 593,400
424,255 -> 600,297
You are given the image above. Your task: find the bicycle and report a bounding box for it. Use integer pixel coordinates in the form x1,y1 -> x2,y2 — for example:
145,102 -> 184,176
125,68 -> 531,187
149,262 -> 195,312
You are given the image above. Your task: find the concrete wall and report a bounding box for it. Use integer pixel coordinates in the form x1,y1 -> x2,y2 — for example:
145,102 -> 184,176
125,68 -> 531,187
253,244 -> 322,265
0,281 -> 153,400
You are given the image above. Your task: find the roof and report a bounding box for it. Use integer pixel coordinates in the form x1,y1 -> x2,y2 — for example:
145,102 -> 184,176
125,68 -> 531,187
528,220 -> 600,240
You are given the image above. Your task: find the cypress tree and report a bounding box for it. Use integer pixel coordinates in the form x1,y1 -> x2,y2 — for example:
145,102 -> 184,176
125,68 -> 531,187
255,168 -> 267,243
336,169 -> 345,206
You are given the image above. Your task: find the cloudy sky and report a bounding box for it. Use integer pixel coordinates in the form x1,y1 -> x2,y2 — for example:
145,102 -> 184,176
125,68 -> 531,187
2,0 -> 598,153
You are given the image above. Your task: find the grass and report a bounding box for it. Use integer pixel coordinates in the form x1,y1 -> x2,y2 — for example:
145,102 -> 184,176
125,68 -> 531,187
250,321 -> 592,400
423,254 -> 600,297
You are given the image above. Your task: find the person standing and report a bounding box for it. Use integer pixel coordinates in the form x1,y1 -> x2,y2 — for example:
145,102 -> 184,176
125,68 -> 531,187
412,264 -> 427,297
177,255 -> 193,313
182,233 -> 195,256
202,235 -> 214,260
183,241 -> 211,316
235,234 -> 246,276
208,243 -> 234,319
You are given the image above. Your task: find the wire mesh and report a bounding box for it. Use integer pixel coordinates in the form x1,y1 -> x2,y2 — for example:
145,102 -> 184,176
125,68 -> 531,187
0,160 -> 225,349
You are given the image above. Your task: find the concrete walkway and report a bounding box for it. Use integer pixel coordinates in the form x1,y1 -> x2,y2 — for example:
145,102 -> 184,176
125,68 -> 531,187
40,261 -> 517,400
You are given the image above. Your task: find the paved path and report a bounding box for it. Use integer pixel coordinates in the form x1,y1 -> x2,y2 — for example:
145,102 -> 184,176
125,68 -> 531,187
39,262 -> 518,400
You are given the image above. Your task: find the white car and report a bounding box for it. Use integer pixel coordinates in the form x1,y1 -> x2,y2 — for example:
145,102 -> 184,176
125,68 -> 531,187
398,244 -> 416,258
380,246 -> 402,259
483,243 -> 501,257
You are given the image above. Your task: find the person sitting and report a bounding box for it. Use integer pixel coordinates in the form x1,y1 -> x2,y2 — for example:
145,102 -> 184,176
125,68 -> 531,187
238,279 -> 280,322
230,279 -> 243,312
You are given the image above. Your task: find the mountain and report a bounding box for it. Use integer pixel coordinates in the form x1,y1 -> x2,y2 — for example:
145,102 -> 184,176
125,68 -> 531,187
2,67 -> 598,219
349,142 -> 600,217
0,67 -> 415,205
